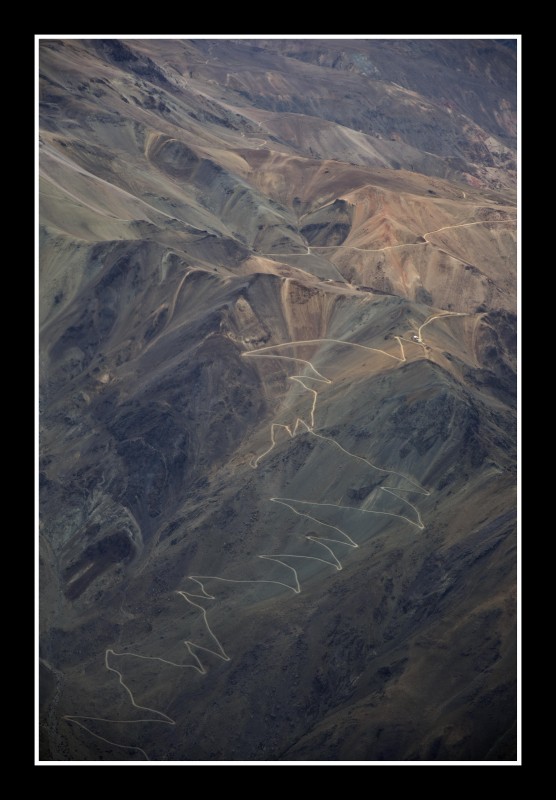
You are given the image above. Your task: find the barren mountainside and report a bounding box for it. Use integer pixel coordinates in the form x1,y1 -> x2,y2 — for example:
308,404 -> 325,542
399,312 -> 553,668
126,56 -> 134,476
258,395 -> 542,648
39,38 -> 517,762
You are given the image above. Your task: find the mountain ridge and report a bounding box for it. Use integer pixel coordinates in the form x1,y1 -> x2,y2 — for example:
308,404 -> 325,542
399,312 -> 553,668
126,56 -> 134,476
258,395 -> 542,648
39,38 -> 517,762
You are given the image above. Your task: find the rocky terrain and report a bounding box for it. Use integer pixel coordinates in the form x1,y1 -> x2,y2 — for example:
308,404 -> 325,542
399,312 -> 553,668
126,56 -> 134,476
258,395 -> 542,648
38,38 -> 517,762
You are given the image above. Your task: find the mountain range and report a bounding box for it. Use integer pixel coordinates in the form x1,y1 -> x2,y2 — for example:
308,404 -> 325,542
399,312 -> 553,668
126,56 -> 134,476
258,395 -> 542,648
38,37 -> 518,762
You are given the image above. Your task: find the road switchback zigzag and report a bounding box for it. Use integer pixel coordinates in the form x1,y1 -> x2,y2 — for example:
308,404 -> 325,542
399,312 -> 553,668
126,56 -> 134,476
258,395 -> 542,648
64,313 -> 467,758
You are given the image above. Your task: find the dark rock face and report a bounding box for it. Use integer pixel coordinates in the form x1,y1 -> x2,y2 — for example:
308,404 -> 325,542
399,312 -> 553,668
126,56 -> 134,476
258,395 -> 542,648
39,38 -> 517,762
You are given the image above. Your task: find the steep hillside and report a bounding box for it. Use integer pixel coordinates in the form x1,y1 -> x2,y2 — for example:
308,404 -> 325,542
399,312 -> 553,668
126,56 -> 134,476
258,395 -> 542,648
39,38 -> 517,762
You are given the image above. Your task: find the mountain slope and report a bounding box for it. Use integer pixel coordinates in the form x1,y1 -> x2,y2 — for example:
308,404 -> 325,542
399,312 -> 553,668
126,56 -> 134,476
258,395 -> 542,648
39,38 -> 517,762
